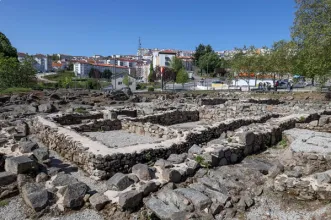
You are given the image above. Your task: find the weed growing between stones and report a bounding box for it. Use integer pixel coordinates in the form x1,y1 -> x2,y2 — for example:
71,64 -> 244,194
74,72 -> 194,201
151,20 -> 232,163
75,107 -> 88,114
0,200 -> 9,207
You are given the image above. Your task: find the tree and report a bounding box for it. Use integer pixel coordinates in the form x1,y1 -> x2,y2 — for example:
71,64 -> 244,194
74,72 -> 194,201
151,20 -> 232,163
176,69 -> 189,87
67,63 -> 74,71
198,52 -> 221,75
149,61 -> 154,76
123,75 -> 130,87
155,66 -> 176,84
193,44 -> 213,73
0,32 -> 18,59
170,56 -> 184,74
102,69 -> 112,80
88,68 -> 101,78
51,54 -> 59,61
291,0 -> 331,84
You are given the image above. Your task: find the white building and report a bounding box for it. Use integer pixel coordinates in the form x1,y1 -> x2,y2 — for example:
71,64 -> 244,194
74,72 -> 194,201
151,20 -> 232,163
34,54 -> 52,73
18,52 -> 28,62
73,62 -> 128,78
152,50 -> 177,69
111,73 -> 137,91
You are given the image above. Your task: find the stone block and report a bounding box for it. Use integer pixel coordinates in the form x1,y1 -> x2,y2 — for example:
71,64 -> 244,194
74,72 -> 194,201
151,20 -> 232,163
0,172 -> 17,186
89,193 -> 110,211
131,164 -> 153,181
5,156 -> 38,174
106,173 -> 133,191
18,141 -> 38,154
157,188 -> 194,212
63,182 -> 88,209
22,182 -> 49,212
238,131 -> 255,146
32,148 -> 49,162
145,197 -> 185,220
162,169 -> 182,183
175,188 -> 212,210
118,190 -> 142,210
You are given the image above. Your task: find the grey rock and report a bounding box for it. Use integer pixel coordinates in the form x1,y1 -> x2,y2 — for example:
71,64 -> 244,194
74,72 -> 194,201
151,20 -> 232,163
204,187 -> 230,206
162,169 -> 182,183
89,193 -> 109,211
36,172 -> 49,183
32,148 -> 49,162
188,144 -> 203,155
238,131 -> 255,145
52,173 -> 78,187
175,188 -> 212,210
157,188 -> 194,212
118,190 -> 142,210
21,182 -> 49,212
38,103 -> 55,113
0,172 -> 17,186
202,153 -> 219,167
314,172 -> 331,185
145,197 -> 185,220
131,164 -> 153,181
154,159 -> 173,168
106,173 -> 133,191
268,162 -> 284,178
319,116 -> 330,126
18,141 -> 38,153
140,181 -> 159,196
63,182 -> 88,208
186,160 -> 200,171
17,174 -> 33,188
167,153 -> 187,164
127,173 -> 140,183
5,156 -> 38,174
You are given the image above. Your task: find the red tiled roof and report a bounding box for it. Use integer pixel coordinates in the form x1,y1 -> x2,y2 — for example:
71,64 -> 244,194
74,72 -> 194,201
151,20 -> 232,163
159,50 -> 177,54
18,52 -> 28,57
52,62 -> 62,67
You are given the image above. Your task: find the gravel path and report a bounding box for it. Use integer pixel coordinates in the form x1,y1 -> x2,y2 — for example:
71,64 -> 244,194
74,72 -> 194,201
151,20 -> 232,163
0,196 -> 26,220
84,130 -> 163,148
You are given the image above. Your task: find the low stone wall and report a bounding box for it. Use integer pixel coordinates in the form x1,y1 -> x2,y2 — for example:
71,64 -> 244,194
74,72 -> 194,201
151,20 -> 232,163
53,113 -> 103,125
246,98 -> 283,105
198,98 -> 237,106
114,109 -> 137,118
121,120 -> 179,139
71,119 -> 122,132
130,110 -> 199,126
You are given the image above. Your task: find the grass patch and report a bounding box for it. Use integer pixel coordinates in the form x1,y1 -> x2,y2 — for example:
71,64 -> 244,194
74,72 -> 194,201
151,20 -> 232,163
74,107 -> 88,114
43,71 -> 75,81
299,116 -> 306,122
195,155 -> 211,168
273,138 -> 288,149
0,200 -> 9,207
0,87 -> 32,95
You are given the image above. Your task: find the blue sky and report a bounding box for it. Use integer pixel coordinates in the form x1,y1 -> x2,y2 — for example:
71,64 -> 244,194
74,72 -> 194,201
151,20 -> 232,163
0,0 -> 296,56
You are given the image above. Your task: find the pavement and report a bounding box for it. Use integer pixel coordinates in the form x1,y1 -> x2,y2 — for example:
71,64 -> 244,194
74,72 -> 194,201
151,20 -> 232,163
36,72 -> 58,83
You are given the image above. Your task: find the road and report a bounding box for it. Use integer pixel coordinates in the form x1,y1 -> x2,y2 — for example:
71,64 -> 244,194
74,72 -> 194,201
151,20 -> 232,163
36,72 -> 58,83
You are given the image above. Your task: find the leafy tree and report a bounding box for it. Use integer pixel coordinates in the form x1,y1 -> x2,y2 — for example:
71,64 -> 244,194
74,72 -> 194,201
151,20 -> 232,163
198,52 -> 221,75
88,68 -> 101,78
170,56 -> 184,74
123,75 -> 130,86
102,69 -> 112,80
67,63 -> 74,71
149,61 -> 154,75
291,0 -> 331,84
155,66 -> 176,84
87,79 -> 100,90
176,69 -> 189,87
0,32 -> 18,59
193,44 -> 213,72
51,54 -> 59,61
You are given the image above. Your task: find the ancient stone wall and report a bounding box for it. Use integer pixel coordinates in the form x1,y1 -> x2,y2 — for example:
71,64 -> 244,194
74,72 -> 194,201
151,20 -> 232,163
53,113 -> 103,125
198,98 -> 237,106
130,110 -> 199,126
71,119 -> 122,132
121,120 -> 179,139
114,109 -> 137,118
246,98 -> 282,105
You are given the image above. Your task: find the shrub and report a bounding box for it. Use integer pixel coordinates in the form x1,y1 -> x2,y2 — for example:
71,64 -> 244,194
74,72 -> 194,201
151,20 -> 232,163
148,87 -> 154,92
87,79 -> 101,90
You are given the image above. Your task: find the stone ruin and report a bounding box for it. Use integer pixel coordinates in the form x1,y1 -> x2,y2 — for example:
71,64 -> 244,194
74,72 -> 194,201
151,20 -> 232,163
1,90 -> 331,219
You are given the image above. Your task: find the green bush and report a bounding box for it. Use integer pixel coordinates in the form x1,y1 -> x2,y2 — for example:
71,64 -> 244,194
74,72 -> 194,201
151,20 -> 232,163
136,83 -> 147,90
0,87 -> 32,94
87,79 -> 101,90
147,87 -> 154,92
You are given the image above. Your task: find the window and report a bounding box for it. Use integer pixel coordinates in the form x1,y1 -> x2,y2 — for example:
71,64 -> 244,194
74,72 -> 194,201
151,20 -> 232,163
118,82 -> 122,85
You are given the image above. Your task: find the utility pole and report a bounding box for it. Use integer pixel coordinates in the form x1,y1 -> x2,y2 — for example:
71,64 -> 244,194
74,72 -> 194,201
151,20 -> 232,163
114,57 -> 117,90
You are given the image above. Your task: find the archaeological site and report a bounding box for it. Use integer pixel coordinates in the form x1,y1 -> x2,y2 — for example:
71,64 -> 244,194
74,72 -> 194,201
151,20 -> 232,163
1,89 -> 331,220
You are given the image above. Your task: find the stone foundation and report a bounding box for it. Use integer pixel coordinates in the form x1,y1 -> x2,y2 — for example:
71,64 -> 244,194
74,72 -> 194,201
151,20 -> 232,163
71,119 -> 122,132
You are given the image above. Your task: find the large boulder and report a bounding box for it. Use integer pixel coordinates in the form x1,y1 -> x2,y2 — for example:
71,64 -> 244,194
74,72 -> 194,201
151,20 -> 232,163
175,188 -> 212,211
157,188 -> 194,212
131,164 -> 153,181
106,173 -> 133,191
145,197 -> 186,220
63,182 -> 88,209
5,156 -> 38,174
118,190 -> 143,210
0,172 -> 17,186
89,193 -> 110,211
21,182 -> 49,212
32,148 -> 49,162
162,169 -> 182,183
167,153 -> 187,164
52,173 -> 79,187
139,181 -> 159,196
18,141 -> 38,154
38,103 -> 56,113
238,131 -> 255,146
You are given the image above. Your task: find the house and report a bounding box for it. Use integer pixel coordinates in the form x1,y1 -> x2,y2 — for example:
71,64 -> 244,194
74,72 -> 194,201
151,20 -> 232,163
52,61 -> 66,71
34,54 -> 52,72
152,50 -> 177,69
111,73 -> 137,92
179,56 -> 194,71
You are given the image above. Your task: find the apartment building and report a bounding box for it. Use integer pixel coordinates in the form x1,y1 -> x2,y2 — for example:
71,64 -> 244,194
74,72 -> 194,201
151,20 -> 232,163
34,54 -> 52,72
73,61 -> 128,77
152,50 -> 177,69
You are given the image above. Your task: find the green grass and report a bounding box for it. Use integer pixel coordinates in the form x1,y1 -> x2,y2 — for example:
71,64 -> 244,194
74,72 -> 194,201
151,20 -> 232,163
0,87 -> 32,95
0,200 -> 9,207
74,107 -> 88,114
43,71 -> 75,81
